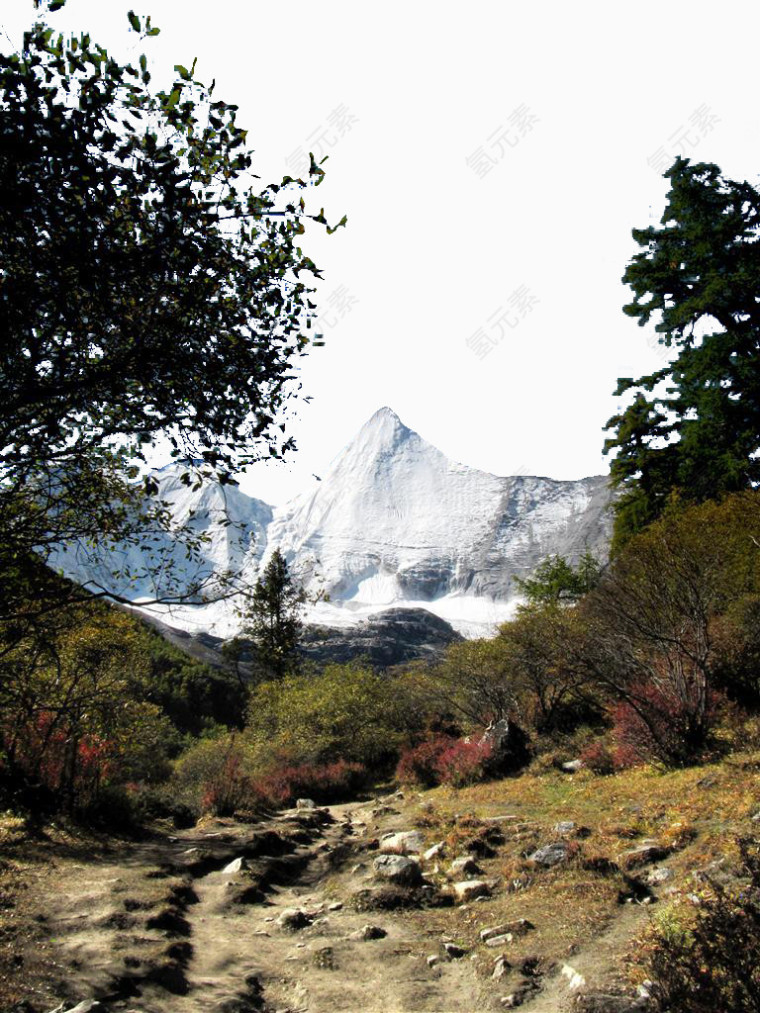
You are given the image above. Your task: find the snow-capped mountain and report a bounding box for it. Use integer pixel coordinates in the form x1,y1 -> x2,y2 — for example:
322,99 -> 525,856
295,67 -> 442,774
54,408 -> 614,637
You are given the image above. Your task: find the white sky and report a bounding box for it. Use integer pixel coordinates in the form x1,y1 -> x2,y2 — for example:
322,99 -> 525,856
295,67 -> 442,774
4,0 -> 759,504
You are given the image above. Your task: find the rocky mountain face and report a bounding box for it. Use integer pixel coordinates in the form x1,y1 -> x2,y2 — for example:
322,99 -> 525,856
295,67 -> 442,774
54,407 -> 614,639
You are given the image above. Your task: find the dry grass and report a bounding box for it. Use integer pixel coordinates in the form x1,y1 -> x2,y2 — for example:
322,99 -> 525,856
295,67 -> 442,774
399,750 -> 760,991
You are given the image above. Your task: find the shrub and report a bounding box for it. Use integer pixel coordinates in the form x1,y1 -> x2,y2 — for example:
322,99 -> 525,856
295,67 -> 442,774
435,738 -> 493,788
395,733 -> 493,789
639,837 -> 760,1012
396,735 -> 457,788
579,739 -> 615,775
612,683 -> 722,767
252,758 -> 366,807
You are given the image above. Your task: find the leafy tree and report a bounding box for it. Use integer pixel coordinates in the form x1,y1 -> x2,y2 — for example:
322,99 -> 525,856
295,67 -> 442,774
582,491 -> 760,764
0,2 -> 344,620
604,157 -> 760,548
513,550 -> 602,608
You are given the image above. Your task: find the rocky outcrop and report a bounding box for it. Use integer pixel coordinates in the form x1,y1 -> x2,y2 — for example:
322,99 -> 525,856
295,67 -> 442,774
299,608 -> 463,668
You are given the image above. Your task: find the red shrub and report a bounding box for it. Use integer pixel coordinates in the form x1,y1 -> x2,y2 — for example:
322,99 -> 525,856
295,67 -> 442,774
251,759 -> 366,808
579,740 -> 615,775
395,734 -> 494,789
201,749 -> 255,816
436,737 -> 493,787
612,682 -> 722,767
395,735 -> 456,788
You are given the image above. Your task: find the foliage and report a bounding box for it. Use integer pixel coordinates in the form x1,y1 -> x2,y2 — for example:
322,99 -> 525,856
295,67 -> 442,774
395,733 -> 494,789
412,638 -> 518,728
396,735 -> 459,788
245,662 -> 420,769
514,550 -> 603,607
497,605 -> 597,733
604,157 -> 760,548
0,2 -> 343,620
582,492 -> 760,765
0,605 -> 176,811
250,757 -> 366,808
640,838 -> 760,1012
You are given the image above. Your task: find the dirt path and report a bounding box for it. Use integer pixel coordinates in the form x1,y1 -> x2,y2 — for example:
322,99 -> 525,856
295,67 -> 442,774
25,801 -> 485,1013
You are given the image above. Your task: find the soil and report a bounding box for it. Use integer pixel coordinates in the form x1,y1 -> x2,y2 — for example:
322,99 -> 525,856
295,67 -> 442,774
1,794 -> 659,1013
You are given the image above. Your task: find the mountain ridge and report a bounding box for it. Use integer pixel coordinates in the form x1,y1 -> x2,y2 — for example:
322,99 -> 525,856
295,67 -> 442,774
53,407 -> 614,637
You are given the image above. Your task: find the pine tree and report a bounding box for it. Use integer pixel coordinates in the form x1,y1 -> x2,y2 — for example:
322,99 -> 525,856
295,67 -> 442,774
243,551 -> 306,681
604,157 -> 760,548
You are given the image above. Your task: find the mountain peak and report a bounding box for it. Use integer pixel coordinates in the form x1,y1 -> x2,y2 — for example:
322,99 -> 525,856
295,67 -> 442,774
354,406 -> 413,448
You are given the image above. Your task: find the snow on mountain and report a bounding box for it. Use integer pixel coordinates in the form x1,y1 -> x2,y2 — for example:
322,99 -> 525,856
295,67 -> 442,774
258,407 -> 613,634
51,462 -> 272,603
54,408 -> 614,638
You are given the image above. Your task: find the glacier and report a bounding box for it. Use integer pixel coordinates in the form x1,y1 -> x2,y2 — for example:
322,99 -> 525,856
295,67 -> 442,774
52,407 -> 614,639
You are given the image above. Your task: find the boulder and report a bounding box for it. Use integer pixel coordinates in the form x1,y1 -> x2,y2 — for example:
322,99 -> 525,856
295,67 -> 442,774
450,856 -> 482,877
423,842 -> 445,861
296,798 -> 316,810
620,843 -> 671,869
379,830 -> 425,855
485,933 -> 513,947
373,854 -> 423,886
554,821 -> 576,835
276,908 -> 312,930
561,963 -> 586,990
221,856 -> 247,874
352,924 -> 387,941
561,759 -> 583,773
528,842 -> 569,867
492,955 -> 512,980
452,879 -> 491,902
480,718 -> 531,774
443,942 -> 467,958
646,866 -> 673,885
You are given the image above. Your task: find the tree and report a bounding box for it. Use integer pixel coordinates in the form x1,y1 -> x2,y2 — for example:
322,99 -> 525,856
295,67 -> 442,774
604,157 -> 760,548
0,2 -> 344,620
513,550 -> 602,608
238,550 -> 306,681
582,492 -> 760,764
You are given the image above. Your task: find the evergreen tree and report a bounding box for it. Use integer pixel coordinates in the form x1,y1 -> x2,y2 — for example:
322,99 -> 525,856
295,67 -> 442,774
242,550 -> 306,681
514,550 -> 602,608
604,157 -> 760,549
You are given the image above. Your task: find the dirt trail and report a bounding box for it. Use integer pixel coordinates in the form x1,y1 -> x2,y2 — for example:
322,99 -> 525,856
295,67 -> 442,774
29,800 -> 485,1013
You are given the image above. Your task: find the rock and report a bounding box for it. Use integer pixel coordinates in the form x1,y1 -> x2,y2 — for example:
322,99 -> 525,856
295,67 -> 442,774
482,923 -> 535,944
561,963 -> 586,990
554,821 -> 576,834
486,934 -> 513,947
54,1004 -> 103,1013
646,866 -> 673,884
427,954 -> 440,967
352,924 -> 387,941
453,879 -> 491,902
561,759 -> 583,773
221,856 -> 247,874
276,908 -> 312,930
528,842 -> 569,867
301,608 -> 464,669
500,997 -> 520,1009
327,901 -> 343,911
373,854 -> 423,886
492,955 -> 512,980
423,842 -> 445,861
296,798 -> 316,810
450,856 -> 482,877
379,830 -> 425,855
480,718 -> 532,775
443,942 -> 467,958
620,843 -> 671,869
